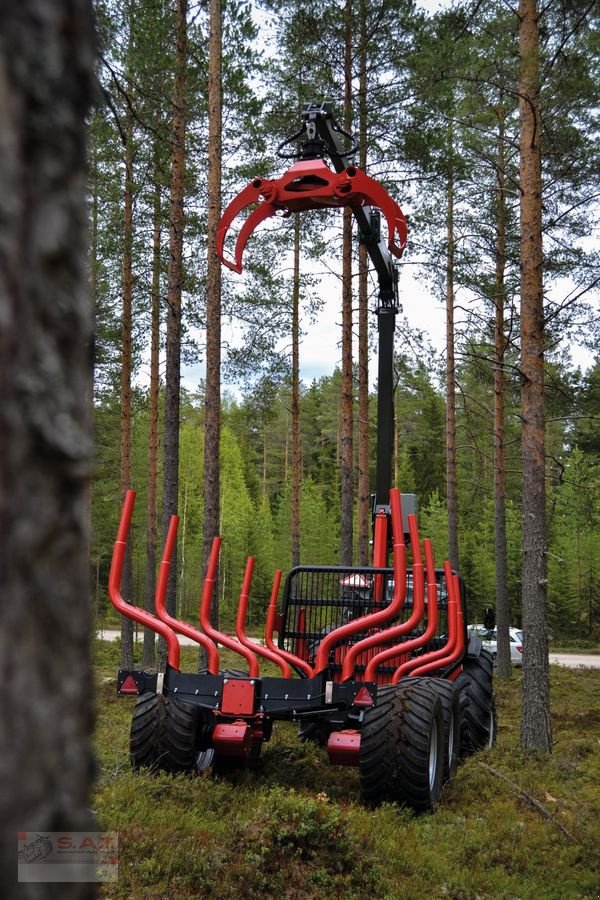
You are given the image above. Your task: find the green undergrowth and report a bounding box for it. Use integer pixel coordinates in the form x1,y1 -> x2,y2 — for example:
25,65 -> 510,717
93,641 -> 600,899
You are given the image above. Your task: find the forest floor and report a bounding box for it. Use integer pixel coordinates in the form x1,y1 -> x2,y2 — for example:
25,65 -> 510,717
93,641 -> 600,900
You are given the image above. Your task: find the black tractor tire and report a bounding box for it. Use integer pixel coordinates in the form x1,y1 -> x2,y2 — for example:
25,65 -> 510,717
158,696 -> 199,773
359,680 -> 444,813
456,649 -> 497,756
130,692 -> 165,771
410,677 -> 461,782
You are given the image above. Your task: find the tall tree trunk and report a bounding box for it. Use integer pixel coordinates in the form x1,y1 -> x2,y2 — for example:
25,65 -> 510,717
291,214 -> 301,567
0,1 -> 96,891
119,99 -> 134,669
519,0 -> 552,752
493,102 -> 512,679
357,0 -> 370,565
159,0 -> 187,667
143,144 -> 162,668
340,0 -> 354,565
445,145 -> 459,570
203,0 -> 222,625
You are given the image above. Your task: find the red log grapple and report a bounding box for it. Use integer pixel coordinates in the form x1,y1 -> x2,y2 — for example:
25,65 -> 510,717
109,103 -> 496,812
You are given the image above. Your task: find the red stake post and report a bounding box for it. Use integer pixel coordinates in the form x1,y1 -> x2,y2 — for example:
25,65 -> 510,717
108,490 -> 181,671
235,558 -> 292,677
199,537 -> 260,677
154,515 -> 220,674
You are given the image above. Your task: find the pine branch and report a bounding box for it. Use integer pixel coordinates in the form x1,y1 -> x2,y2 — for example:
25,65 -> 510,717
478,762 -> 580,844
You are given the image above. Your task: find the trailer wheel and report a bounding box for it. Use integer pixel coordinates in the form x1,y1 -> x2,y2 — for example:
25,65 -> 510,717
158,696 -> 199,773
130,692 -> 165,771
359,680 -> 444,813
411,677 -> 461,782
456,649 -> 497,755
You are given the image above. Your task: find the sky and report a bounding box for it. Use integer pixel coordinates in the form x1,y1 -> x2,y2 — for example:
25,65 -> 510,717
180,0 -> 596,397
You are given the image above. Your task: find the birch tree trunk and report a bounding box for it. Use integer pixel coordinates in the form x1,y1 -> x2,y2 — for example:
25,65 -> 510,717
0,1 -> 96,893
519,0 -> 552,752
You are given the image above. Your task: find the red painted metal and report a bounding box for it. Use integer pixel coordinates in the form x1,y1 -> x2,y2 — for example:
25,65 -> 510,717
217,158 -> 407,274
295,608 -> 308,663
235,559 -> 292,677
199,537 -> 260,677
221,678 -> 257,716
360,513 -> 428,682
212,721 -> 253,757
326,729 -> 361,766
108,490 -> 181,671
154,515 -> 220,674
315,489 -> 406,676
406,568 -> 465,677
264,571 -> 314,677
364,535 -> 439,682
371,507 -> 388,603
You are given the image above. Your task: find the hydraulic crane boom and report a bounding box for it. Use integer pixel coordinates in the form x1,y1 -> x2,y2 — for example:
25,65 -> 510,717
216,101 -> 407,525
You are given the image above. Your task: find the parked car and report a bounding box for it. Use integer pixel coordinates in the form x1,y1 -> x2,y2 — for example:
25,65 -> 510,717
468,624 -> 523,666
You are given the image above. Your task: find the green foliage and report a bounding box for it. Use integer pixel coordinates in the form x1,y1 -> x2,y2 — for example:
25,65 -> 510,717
94,645 -> 600,900
90,1 -> 600,644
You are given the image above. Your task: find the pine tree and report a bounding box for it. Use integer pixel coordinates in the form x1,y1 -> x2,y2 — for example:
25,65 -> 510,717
518,0 -> 552,753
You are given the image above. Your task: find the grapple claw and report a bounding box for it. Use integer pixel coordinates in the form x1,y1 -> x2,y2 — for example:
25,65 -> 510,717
217,158 -> 407,274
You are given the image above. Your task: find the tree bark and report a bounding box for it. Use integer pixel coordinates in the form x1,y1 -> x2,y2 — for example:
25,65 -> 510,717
446,146 -> 459,570
291,214 -> 301,567
357,0 -> 370,566
340,0 -> 354,566
203,0 -> 222,626
119,97 -> 134,669
159,0 -> 187,667
143,144 -> 162,668
493,103 -> 512,679
0,1 -> 97,894
519,0 -> 552,752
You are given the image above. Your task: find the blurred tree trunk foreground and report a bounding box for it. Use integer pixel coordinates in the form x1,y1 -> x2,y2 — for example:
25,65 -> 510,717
0,2 -> 97,896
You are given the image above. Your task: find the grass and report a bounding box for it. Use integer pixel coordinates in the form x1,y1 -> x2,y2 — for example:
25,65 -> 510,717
93,640 -> 600,899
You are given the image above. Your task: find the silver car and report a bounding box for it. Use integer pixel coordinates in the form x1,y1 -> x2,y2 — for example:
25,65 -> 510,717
468,625 -> 523,666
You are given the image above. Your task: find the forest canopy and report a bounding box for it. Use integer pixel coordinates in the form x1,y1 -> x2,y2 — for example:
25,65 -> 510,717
90,0 -> 600,648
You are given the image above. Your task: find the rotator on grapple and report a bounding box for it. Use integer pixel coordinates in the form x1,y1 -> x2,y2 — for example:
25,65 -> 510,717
108,102 -> 496,812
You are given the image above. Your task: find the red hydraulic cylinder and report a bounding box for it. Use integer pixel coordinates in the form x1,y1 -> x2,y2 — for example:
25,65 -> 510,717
108,490 -> 180,671
154,515 -> 220,674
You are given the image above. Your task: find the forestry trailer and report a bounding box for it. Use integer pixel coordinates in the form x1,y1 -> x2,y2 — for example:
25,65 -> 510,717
108,102 -> 496,812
